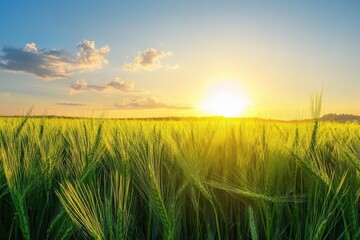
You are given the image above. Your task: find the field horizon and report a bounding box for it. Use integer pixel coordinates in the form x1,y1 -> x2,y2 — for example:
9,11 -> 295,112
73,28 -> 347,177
1,111 -> 360,123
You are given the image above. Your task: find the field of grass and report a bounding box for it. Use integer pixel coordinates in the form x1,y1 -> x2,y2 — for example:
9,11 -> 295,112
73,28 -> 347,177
0,116 -> 359,239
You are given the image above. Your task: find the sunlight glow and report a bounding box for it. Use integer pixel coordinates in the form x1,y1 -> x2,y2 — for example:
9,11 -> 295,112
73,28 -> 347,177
200,80 -> 251,117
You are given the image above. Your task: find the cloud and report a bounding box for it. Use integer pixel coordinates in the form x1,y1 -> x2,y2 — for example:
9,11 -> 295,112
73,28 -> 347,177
70,79 -> 107,93
114,96 -> 193,110
24,43 -> 37,52
123,48 -> 178,71
69,78 -> 147,94
0,40 -> 109,80
107,79 -> 135,92
56,102 -> 89,106
76,40 -> 110,68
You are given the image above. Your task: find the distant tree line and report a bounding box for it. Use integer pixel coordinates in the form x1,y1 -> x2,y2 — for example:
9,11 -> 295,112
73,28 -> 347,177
321,113 -> 360,122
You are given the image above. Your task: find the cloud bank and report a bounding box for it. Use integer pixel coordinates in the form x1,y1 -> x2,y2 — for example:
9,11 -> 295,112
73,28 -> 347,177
123,48 -> 178,71
0,40 -> 109,80
56,102 -> 89,106
114,96 -> 192,110
69,78 -> 146,94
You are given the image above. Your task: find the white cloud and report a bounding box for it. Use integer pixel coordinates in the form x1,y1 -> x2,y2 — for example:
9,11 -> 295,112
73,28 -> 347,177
107,78 -> 135,92
24,43 -> 37,53
123,48 -> 178,71
114,96 -> 192,109
69,78 -> 147,94
76,40 -> 110,68
0,40 -> 110,80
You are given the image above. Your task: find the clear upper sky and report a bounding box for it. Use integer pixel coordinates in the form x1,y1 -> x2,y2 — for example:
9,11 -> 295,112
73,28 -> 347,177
1,0 -> 359,119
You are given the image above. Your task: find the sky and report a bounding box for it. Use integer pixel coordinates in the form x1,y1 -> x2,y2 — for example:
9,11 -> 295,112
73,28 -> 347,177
0,0 -> 359,119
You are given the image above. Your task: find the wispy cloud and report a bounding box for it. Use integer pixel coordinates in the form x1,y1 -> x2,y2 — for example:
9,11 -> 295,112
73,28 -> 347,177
56,102 -> 89,106
0,40 -> 109,80
123,48 -> 178,71
114,96 -> 192,109
69,78 -> 148,94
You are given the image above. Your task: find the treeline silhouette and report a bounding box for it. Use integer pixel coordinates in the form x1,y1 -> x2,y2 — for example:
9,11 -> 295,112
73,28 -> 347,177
321,113 -> 360,122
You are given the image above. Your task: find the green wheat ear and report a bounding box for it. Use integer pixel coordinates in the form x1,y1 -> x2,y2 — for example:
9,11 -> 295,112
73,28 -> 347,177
309,89 -> 323,155
148,165 -> 172,239
247,206 -> 258,240
313,218 -> 328,240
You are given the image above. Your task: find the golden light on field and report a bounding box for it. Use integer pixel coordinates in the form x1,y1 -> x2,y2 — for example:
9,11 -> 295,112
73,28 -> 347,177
200,80 -> 251,117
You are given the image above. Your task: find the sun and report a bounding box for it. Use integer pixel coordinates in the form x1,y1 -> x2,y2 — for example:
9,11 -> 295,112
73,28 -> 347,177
200,81 -> 250,117
201,93 -> 248,117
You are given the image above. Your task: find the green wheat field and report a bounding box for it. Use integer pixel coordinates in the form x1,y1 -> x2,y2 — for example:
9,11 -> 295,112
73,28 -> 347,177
0,116 -> 359,239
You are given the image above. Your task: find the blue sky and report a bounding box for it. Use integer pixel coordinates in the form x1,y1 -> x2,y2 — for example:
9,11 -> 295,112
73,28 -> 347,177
1,1 -> 360,118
